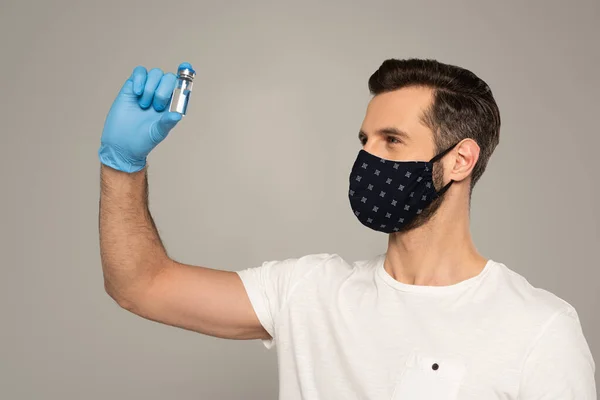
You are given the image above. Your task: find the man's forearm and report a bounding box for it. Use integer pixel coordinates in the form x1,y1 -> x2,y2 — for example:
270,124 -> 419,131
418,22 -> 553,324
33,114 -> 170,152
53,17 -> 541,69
99,164 -> 168,306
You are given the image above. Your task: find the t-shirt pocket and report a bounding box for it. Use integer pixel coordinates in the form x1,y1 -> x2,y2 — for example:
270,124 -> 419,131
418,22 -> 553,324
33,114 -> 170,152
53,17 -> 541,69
391,351 -> 467,400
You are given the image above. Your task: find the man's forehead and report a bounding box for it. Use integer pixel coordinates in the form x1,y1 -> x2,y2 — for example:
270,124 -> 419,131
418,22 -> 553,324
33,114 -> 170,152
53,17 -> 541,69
362,86 -> 434,134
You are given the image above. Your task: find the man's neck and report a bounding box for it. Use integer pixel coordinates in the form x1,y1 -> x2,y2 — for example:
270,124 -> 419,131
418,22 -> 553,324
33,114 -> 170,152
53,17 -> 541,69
384,205 -> 487,287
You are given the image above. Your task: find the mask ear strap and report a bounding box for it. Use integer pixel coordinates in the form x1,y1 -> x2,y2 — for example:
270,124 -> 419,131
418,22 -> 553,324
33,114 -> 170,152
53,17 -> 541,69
436,180 -> 453,196
429,143 -> 458,164
430,142 -> 459,196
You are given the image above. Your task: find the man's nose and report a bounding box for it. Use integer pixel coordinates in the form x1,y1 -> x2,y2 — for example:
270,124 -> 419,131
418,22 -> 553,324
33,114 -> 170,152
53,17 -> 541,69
363,141 -> 383,159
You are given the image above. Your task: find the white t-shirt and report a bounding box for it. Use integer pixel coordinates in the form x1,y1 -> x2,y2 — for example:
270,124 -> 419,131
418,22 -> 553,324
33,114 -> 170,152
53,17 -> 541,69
236,253 -> 596,400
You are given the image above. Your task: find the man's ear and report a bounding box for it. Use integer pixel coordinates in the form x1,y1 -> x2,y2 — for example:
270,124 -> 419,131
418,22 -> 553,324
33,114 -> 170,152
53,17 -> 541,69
447,139 -> 480,183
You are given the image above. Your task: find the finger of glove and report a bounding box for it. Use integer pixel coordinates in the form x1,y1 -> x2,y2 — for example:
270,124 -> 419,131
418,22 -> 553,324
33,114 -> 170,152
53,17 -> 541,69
131,66 -> 147,96
149,112 -> 182,144
139,68 -> 163,109
153,72 -> 177,112
119,79 -> 135,96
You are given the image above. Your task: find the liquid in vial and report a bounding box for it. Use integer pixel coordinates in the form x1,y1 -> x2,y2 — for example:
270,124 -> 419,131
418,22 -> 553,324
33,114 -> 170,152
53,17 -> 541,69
169,64 -> 196,116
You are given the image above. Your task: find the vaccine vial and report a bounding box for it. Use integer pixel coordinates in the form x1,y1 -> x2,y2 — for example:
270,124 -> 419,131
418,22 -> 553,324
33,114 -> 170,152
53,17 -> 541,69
169,64 -> 196,116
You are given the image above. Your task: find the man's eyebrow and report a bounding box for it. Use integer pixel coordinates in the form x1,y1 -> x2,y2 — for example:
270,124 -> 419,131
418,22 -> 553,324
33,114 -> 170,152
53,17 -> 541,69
359,127 -> 410,139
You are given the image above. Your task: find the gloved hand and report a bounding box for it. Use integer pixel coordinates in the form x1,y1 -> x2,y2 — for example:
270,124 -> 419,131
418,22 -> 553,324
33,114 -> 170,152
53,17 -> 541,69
98,63 -> 194,173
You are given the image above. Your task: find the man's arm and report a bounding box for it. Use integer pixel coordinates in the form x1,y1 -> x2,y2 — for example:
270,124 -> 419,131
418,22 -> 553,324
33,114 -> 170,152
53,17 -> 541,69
97,64 -> 268,341
99,164 -> 270,340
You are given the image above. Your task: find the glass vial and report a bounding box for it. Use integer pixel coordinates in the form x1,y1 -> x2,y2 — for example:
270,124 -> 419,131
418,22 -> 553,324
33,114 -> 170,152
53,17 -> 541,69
169,65 -> 196,116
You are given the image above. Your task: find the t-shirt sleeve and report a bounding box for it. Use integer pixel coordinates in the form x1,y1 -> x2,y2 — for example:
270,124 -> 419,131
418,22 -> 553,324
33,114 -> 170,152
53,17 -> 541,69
235,253 -> 332,349
519,306 -> 597,399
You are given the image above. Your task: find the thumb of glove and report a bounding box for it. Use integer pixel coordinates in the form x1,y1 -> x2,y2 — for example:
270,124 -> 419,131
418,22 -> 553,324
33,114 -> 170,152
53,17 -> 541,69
149,112 -> 183,145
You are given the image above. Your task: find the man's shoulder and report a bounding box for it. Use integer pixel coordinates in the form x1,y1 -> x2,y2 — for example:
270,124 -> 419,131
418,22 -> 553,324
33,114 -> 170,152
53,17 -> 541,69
260,252 -> 383,292
239,252 -> 379,284
301,252 -> 383,277
489,260 -> 577,324
277,252 -> 380,270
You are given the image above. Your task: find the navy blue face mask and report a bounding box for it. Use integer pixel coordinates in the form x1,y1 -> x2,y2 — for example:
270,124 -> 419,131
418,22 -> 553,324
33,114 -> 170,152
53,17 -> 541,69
348,144 -> 457,233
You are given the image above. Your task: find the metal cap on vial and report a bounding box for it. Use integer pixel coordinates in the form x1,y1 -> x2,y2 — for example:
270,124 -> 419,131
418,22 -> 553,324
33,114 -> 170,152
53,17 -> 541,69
178,67 -> 196,81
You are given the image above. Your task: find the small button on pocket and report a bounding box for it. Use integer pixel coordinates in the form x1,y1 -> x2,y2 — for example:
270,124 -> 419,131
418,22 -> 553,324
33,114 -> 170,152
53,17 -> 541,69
391,351 -> 467,400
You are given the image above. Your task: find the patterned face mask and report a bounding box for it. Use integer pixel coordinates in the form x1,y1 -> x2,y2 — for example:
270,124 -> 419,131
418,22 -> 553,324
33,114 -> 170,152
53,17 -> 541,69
348,144 -> 457,233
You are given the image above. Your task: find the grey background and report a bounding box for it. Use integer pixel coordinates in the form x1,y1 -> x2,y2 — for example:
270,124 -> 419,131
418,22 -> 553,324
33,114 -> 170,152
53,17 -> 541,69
1,0 -> 598,398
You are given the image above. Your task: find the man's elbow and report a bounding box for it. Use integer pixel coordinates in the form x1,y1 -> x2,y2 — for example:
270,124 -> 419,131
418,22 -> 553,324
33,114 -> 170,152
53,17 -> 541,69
104,279 -> 140,312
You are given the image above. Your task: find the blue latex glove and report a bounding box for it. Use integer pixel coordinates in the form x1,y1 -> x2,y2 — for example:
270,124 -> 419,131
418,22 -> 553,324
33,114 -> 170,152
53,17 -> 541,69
98,63 -> 194,173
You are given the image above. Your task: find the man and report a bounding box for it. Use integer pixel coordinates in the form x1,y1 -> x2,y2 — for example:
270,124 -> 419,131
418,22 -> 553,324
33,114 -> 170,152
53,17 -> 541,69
98,59 -> 596,399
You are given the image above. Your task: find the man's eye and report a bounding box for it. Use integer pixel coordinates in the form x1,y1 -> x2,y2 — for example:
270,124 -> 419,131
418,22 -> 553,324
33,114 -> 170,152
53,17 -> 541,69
387,136 -> 401,144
